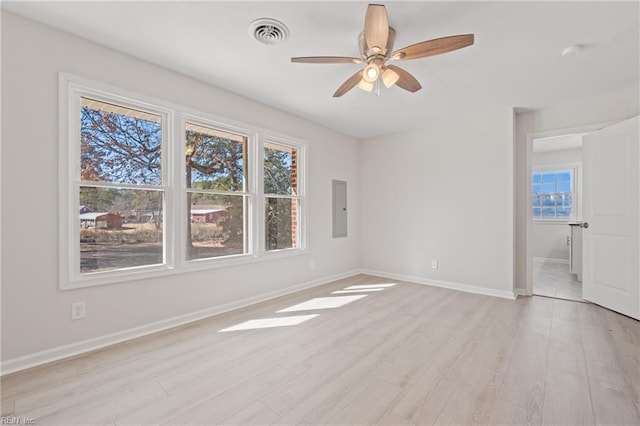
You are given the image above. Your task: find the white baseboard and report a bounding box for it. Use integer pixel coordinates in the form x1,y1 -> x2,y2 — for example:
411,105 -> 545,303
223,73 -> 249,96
515,288 -> 530,298
1,269 -> 361,376
359,269 -> 517,300
533,257 -> 569,265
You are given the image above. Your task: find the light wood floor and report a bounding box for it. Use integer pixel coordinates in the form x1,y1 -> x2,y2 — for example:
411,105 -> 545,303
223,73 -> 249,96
2,274 -> 639,425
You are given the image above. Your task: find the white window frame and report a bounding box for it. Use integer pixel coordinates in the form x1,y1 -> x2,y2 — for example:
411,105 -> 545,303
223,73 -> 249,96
179,114 -> 257,267
532,162 -> 581,223
59,73 -> 307,290
260,136 -> 307,255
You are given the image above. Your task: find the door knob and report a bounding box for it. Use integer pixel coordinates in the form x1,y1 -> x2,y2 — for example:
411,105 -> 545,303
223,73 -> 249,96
580,222 -> 589,229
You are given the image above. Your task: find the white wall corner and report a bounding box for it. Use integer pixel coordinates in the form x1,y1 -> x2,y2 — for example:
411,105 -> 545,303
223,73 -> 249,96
359,269 -> 517,300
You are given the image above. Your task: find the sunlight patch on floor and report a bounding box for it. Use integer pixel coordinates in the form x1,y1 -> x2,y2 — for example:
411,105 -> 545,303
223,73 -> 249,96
219,282 -> 395,333
219,315 -> 319,332
277,295 -> 367,313
332,288 -> 385,294
344,283 -> 396,290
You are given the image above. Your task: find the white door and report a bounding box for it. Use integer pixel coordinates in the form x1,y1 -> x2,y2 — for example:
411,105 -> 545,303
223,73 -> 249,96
582,116 -> 639,319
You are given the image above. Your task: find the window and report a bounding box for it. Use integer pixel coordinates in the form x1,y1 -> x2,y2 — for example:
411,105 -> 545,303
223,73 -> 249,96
532,168 -> 576,220
264,142 -> 300,251
79,97 -> 166,274
185,122 -> 249,261
60,74 -> 306,289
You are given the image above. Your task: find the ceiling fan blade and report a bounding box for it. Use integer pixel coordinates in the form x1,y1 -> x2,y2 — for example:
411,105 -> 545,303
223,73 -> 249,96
386,65 -> 422,92
291,56 -> 363,64
392,34 -> 474,61
333,70 -> 363,97
364,4 -> 389,51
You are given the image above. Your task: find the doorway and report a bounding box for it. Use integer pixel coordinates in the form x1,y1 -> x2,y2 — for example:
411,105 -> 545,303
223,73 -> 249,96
525,117 -> 640,320
530,133 -> 585,301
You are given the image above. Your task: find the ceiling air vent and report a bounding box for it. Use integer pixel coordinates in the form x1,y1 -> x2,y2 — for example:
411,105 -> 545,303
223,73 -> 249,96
249,18 -> 289,45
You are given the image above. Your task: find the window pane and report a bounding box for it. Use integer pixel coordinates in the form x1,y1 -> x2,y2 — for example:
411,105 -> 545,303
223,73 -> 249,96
264,142 -> 297,195
557,207 -> 572,217
81,97 -> 162,185
542,207 -> 555,218
558,193 -> 572,206
79,187 -> 163,273
541,194 -> 555,206
542,183 -> 555,193
541,172 -> 556,183
266,197 -> 298,250
557,181 -> 571,192
187,193 -> 246,260
185,123 -> 246,192
532,173 -> 542,184
557,171 -> 571,182
533,207 -> 541,217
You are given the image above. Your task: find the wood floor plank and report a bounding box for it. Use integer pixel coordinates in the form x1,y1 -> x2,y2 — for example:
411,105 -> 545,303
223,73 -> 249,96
1,364 -> 78,400
156,342 -> 297,395
472,302 -> 523,374
2,276 -> 638,426
377,409 -> 415,426
14,347 -> 204,415
600,308 -> 640,414
488,399 -> 537,426
35,382 -> 167,425
218,400 -> 280,425
1,399 -> 15,417
580,311 -> 640,425
541,350 -> 595,425
495,297 -> 553,421
73,343 -> 141,376
375,293 -> 491,390
161,366 -> 294,425
433,365 -> 503,425
327,379 -> 404,425
393,336 -> 482,425
390,297 -> 500,424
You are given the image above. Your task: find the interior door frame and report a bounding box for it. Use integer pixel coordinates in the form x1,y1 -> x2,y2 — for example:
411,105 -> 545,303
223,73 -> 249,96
524,120 -> 618,296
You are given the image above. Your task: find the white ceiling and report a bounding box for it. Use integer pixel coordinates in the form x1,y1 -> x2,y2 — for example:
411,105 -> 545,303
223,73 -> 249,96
3,1 -> 639,139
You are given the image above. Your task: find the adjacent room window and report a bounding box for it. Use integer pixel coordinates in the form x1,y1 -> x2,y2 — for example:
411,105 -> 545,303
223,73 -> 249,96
79,97 -> 166,273
185,122 -> 249,260
532,168 -> 575,220
264,142 -> 299,251
61,75 -> 306,289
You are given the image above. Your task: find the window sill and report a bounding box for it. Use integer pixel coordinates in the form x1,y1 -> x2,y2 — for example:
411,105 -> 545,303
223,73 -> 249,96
533,219 -> 576,225
62,248 -> 308,290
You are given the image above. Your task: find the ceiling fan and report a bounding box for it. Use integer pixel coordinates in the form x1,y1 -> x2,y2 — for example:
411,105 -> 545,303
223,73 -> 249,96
291,4 -> 474,97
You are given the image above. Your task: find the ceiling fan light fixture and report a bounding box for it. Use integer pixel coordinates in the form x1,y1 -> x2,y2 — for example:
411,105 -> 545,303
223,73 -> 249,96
358,79 -> 375,92
362,63 -> 380,82
291,4 -> 474,97
381,67 -> 399,88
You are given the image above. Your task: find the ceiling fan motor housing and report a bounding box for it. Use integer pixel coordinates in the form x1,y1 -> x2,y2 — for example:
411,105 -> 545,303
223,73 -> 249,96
359,27 -> 396,62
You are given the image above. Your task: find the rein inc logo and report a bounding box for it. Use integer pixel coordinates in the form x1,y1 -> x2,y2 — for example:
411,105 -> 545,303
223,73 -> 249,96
1,418 -> 35,425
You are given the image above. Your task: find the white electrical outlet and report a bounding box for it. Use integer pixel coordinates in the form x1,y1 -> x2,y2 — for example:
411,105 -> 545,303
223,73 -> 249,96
71,301 -> 86,320
431,259 -> 438,269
